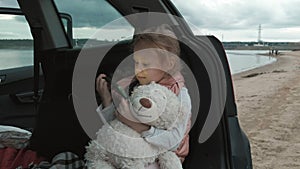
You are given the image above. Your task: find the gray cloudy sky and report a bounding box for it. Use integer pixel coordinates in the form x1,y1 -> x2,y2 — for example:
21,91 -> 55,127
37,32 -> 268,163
1,0 -> 299,42
172,0 -> 300,42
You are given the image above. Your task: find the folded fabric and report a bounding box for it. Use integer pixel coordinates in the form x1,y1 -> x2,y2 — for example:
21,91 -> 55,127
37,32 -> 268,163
0,147 -> 45,169
32,152 -> 85,169
0,125 -> 32,149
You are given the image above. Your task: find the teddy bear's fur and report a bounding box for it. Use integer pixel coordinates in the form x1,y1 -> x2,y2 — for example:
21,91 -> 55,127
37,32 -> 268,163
85,82 -> 183,169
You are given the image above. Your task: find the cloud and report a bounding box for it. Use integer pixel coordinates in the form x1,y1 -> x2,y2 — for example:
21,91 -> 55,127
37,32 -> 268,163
2,0 -> 125,28
0,32 -> 16,38
0,0 -> 19,8
1,0 -> 299,41
0,15 -> 32,39
172,0 -> 300,30
171,0 -> 300,41
54,0 -> 123,28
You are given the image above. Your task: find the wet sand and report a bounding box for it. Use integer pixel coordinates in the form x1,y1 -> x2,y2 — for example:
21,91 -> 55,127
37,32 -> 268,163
232,51 -> 300,169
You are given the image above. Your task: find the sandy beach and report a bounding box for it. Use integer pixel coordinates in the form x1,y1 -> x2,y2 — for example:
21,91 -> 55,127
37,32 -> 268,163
232,51 -> 300,169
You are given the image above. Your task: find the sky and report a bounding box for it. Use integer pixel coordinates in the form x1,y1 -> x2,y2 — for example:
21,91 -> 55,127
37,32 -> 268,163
0,0 -> 300,42
172,0 -> 300,42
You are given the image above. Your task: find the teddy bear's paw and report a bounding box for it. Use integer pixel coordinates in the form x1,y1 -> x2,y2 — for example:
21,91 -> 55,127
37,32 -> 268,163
119,161 -> 145,169
91,159 -> 116,169
158,152 -> 183,169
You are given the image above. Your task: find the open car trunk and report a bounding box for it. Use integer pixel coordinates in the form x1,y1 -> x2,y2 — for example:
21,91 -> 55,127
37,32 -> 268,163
0,0 -> 252,168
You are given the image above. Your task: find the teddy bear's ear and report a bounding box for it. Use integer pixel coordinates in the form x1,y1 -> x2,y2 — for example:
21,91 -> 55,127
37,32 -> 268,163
139,98 -> 152,108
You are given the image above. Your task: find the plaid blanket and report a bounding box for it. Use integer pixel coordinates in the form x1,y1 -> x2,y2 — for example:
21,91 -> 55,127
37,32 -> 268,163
32,152 -> 85,169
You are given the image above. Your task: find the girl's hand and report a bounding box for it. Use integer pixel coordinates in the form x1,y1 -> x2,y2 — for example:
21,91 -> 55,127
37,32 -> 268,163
96,74 -> 112,107
116,98 -> 150,133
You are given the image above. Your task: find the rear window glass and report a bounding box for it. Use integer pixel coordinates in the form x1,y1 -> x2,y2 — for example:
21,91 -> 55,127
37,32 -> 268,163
0,1 -> 19,8
54,0 -> 134,47
0,14 -> 33,70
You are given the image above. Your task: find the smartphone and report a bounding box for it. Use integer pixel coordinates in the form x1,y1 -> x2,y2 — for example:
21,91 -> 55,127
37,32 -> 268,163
102,75 -> 128,99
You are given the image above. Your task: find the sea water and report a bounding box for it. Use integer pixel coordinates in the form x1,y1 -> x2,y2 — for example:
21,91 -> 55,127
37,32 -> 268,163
226,50 -> 276,74
0,49 -> 276,74
0,49 -> 33,70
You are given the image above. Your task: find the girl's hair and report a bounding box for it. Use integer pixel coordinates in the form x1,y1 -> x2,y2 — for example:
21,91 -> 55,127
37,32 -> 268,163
133,24 -> 182,75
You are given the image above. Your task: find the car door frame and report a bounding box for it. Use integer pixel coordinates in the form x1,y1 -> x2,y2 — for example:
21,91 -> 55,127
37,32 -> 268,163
15,0 -> 252,168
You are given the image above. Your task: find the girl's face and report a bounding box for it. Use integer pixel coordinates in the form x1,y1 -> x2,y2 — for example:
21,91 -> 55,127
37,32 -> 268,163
133,50 -> 167,85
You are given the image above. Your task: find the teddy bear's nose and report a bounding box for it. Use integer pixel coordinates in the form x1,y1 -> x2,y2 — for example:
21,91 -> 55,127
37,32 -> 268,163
139,98 -> 152,108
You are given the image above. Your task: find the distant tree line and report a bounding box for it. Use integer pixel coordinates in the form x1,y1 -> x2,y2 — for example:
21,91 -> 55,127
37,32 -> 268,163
0,39 -> 33,49
0,39 -> 119,50
3,39 -> 298,51
222,41 -> 300,50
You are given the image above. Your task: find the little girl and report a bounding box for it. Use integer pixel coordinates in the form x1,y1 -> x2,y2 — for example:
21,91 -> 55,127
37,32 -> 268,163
94,24 -> 191,168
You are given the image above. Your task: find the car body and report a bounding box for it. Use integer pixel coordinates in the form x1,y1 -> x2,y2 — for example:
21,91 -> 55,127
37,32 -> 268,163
0,0 -> 252,168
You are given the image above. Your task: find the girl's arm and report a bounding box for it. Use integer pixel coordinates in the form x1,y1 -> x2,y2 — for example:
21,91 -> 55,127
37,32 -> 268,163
141,87 -> 192,150
96,74 -> 112,107
116,112 -> 150,133
95,73 -> 115,123
96,78 -> 150,131
96,99 -> 151,133
96,103 -> 116,123
115,99 -> 151,133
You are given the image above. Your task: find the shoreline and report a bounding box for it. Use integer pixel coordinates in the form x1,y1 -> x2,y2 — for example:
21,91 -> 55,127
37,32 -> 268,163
233,53 -> 280,79
232,51 -> 300,169
232,55 -> 277,76
228,50 -> 277,75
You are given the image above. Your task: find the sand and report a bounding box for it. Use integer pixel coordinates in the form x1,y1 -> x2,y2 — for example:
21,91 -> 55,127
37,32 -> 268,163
232,51 -> 300,169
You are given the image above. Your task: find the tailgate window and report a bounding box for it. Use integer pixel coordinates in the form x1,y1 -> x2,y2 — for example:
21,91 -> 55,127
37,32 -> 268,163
54,0 -> 134,47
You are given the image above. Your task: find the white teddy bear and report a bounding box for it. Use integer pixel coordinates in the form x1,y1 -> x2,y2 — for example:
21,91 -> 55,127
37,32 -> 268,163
85,82 -> 184,169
